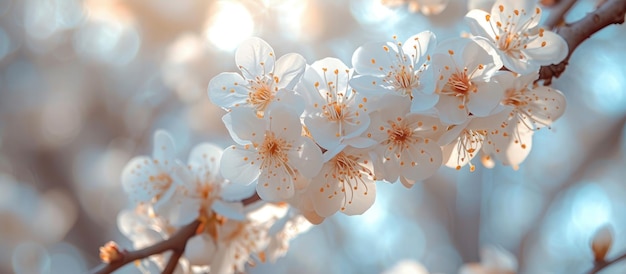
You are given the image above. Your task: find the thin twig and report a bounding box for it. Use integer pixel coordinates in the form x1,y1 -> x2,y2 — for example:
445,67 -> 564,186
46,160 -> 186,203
89,191 -> 262,274
543,0 -> 578,29
589,252 -> 626,273
538,0 -> 626,85
90,220 -> 201,274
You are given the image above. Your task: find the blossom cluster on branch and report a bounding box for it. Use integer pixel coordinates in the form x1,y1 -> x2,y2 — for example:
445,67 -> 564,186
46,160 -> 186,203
112,0 -> 570,272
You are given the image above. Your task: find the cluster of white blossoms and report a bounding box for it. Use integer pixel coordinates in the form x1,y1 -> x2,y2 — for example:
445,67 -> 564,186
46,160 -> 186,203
119,130 -> 311,273
117,0 -> 567,272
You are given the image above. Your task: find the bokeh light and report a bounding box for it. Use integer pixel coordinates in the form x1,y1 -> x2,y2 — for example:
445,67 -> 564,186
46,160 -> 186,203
204,1 -> 254,52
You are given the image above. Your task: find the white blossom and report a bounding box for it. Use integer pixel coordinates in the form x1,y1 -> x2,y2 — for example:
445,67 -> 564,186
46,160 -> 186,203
310,146 -> 377,217
465,0 -> 568,74
351,31 -> 439,113
121,130 -> 185,216
365,94 -> 443,187
208,37 -> 306,116
220,106 -> 323,201
432,37 -> 503,125
297,57 -> 374,156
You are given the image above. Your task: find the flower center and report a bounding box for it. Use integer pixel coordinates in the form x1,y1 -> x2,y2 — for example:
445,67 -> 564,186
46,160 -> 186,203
323,151 -> 373,211
248,78 -> 275,113
149,173 -> 173,201
388,122 -> 412,144
445,71 -> 474,95
502,88 -> 528,107
258,131 -> 290,169
323,101 -> 346,121
389,66 -> 418,97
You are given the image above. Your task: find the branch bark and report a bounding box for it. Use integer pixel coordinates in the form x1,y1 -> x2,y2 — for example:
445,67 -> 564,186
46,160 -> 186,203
90,220 -> 200,274
89,192 -> 262,274
538,0 -> 626,85
589,252 -> 626,273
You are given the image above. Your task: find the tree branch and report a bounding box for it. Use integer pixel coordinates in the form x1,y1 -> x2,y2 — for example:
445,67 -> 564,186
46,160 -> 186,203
90,220 -> 201,274
89,191 -> 262,274
589,252 -> 626,273
538,0 -> 626,85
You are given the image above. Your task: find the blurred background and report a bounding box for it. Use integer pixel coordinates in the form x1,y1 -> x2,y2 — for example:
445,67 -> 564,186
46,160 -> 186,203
0,0 -> 625,273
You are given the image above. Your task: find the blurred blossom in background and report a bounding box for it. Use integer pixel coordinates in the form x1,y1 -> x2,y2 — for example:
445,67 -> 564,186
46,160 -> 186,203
0,0 -> 625,273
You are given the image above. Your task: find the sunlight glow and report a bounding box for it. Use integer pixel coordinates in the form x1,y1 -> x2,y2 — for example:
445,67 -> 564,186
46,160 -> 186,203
205,1 -> 253,52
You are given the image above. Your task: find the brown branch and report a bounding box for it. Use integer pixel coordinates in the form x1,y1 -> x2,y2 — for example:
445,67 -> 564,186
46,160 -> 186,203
89,191 -> 262,274
90,220 -> 200,274
543,0 -> 578,29
589,252 -> 626,273
538,0 -> 626,85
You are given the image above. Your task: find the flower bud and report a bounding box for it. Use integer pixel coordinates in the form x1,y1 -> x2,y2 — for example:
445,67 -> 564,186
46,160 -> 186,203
99,241 -> 123,264
591,224 -> 614,262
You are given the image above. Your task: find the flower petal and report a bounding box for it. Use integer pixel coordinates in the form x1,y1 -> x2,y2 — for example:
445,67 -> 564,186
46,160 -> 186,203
436,95 -> 468,125
256,165 -> 296,201
352,41 -> 396,76
467,80 -> 504,117
287,137 -> 323,179
465,9 -> 497,41
524,31 -> 568,65
153,130 -> 176,163
211,200 -> 245,220
342,181 -> 376,215
402,31 -> 437,63
274,53 -> 307,90
208,72 -> 248,109
223,108 -> 265,144
121,156 -> 165,203
220,145 -> 260,185
235,37 -> 275,79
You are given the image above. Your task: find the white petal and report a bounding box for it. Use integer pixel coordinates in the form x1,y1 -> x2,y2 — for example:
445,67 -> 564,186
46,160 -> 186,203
344,136 -> 378,148
436,95 -> 469,125
464,37 -> 502,74
352,41 -> 396,76
526,86 -> 566,127
288,137 -> 323,179
349,75 -> 390,98
467,80 -> 504,117
304,115 -> 341,151
501,52 -> 536,74
256,166 -> 296,201
207,72 -> 248,109
211,200 -> 245,221
410,91 -> 440,112
220,181 -> 257,201
311,174 -> 343,217
524,31 -> 568,65
223,108 -> 265,144
274,53 -> 307,90
153,130 -> 176,163
402,31 -> 437,64
399,139 -> 443,181
188,143 -> 223,178
235,37 -> 275,79
492,0 -> 536,24
311,57 -> 352,92
465,9 -> 497,41
295,65 -> 326,114
121,157 -> 164,203
342,181 -> 376,215
160,196 -> 201,226
220,145 -> 260,185
266,106 -> 303,142
185,235 -> 216,266
270,89 -> 305,116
